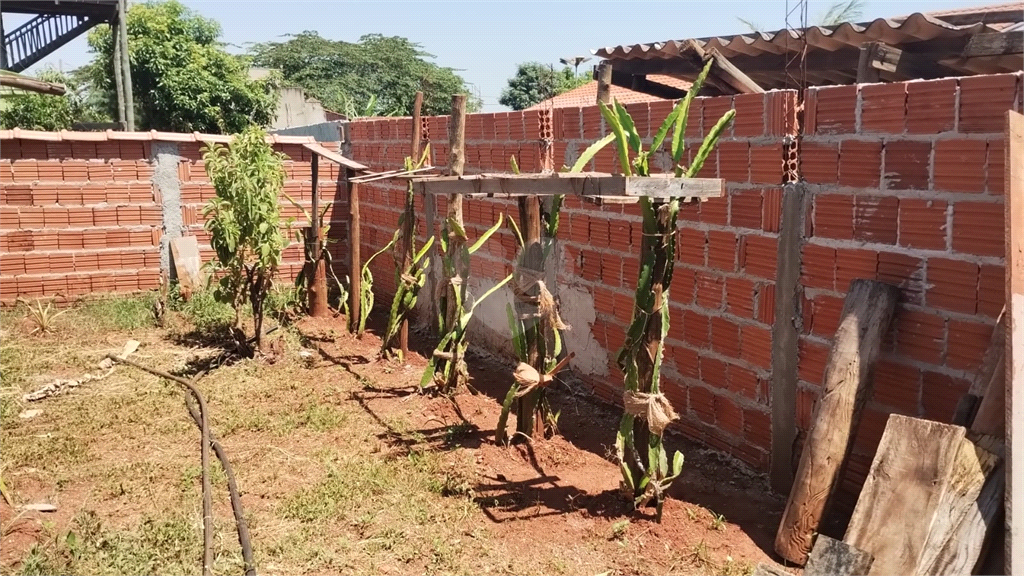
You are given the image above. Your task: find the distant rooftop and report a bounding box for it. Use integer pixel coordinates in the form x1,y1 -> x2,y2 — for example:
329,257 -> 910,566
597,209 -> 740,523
526,75 -> 690,110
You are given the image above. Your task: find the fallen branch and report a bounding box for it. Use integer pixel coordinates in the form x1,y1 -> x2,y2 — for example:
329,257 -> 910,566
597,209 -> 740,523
105,355 -> 255,576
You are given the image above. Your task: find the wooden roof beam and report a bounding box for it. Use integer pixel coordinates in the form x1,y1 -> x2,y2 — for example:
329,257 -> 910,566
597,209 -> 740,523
857,41 -> 947,83
962,32 -> 1024,58
685,40 -> 765,94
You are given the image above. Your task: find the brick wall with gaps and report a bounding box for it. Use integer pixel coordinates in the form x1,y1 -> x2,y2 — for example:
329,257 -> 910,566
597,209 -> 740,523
1,138 -> 347,303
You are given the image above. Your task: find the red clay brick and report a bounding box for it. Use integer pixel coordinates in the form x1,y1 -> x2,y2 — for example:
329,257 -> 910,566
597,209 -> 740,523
750,144 -> 784,184
725,277 -> 757,319
987,139 -> 1005,195
802,243 -> 836,290
702,96 -> 735,138
743,407 -> 771,449
718,141 -> 750,182
730,190 -> 763,230
740,235 -> 777,279
877,251 -> 925,303
927,257 -> 979,314
696,271 -> 725,309
839,140 -> 882,188
43,208 -> 69,229
896,309 -> 945,364
853,195 -> 898,244
711,316 -> 741,358
31,184 -> 57,206
699,198 -> 728,225
952,201 -> 1004,257
978,264 -> 1004,318
898,198 -> 948,250
707,230 -> 738,271
872,360 -> 921,414
728,363 -> 764,402
906,79 -> 956,134
885,140 -> 931,190
700,355 -> 728,387
593,285 -> 616,317
801,142 -> 839,184
797,388 -> 818,430
835,248 -> 879,291
814,85 -> 858,134
670,344 -> 700,379
684,311 -> 711,348
732,93 -> 765,137
933,139 -> 987,193
673,267 -> 697,303
921,370 -> 970,422
959,74 -> 1019,133
740,324 -> 772,369
814,194 -> 854,239
589,217 -> 611,248
806,293 -> 845,338
716,396 -> 744,436
58,230 -> 84,250
690,385 -> 716,424
861,83 -> 907,133
757,283 -> 776,325
762,187 -> 783,233
947,319 -> 994,371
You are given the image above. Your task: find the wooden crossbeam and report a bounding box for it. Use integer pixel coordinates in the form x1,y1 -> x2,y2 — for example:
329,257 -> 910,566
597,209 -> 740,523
963,33 -> 1024,58
412,172 -> 725,200
857,41 -> 948,83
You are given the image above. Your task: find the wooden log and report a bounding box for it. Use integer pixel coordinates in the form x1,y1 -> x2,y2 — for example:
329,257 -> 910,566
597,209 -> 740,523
308,154 -> 330,317
804,535 -> 873,576
953,311 -> 1005,429
596,63 -> 612,105
845,415 -> 1001,576
348,169 -> 361,333
774,279 -> 900,565
443,94 -> 467,338
514,198 -> 544,438
399,91 -> 423,358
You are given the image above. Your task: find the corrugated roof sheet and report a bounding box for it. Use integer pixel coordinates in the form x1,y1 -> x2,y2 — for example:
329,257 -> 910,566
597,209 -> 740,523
593,4 -> 1023,88
525,75 -> 691,110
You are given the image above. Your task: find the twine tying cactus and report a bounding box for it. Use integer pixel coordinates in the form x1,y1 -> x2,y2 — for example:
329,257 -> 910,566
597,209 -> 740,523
513,269 -> 569,331
512,352 -> 575,398
622,390 -> 678,436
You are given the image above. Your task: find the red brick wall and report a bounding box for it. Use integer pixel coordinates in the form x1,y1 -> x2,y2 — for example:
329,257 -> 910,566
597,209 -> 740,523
349,91 -> 801,470
0,137 -> 348,304
1,139 -> 163,299
800,73 -> 1022,507
346,73 -> 1022,490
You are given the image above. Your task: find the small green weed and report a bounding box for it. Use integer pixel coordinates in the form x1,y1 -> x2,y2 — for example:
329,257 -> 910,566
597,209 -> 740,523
710,512 -> 727,531
78,295 -> 156,332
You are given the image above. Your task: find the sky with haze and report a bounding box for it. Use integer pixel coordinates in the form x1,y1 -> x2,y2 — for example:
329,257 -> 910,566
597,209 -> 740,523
2,0 -> 999,112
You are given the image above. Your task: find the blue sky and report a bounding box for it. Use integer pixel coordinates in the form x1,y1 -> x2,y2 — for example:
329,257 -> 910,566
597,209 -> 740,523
4,0 -> 995,112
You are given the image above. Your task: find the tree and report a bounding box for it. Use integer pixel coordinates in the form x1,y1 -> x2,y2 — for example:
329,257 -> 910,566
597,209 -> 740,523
499,62 -> 590,111
0,69 -> 106,130
203,126 -> 287,355
249,32 -> 480,117
81,0 -> 278,133
736,0 -> 864,31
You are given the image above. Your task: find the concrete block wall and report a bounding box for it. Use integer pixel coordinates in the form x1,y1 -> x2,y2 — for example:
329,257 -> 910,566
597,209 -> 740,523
0,132 -> 350,304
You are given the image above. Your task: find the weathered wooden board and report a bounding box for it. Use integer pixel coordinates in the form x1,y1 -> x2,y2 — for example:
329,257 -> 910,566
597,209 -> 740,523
170,236 -> 202,297
845,415 -> 1001,576
412,172 -> 725,200
804,535 -> 873,576
774,279 -> 900,565
1005,109 -> 1024,576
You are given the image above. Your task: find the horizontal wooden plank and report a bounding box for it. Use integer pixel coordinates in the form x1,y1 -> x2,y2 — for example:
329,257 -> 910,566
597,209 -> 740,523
412,172 -> 725,199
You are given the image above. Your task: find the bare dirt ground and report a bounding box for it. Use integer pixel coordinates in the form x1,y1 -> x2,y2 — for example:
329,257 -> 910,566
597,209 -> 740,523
1,295 -> 788,575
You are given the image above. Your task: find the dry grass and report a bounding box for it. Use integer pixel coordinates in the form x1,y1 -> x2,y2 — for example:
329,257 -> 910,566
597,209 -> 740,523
1,293 -> 764,576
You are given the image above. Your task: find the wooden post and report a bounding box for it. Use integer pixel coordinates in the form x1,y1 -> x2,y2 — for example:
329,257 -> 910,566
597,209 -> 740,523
771,182 -> 803,493
111,20 -> 126,127
348,168 -> 361,333
1006,109 -> 1024,576
514,197 -> 544,437
400,91 -> 423,357
117,0 -> 134,131
443,94 -> 468,338
774,279 -> 900,565
308,154 -> 329,317
596,63 -> 613,105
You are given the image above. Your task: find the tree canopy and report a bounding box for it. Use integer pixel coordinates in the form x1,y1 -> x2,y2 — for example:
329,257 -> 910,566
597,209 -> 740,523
0,69 -> 104,131
248,32 -> 480,117
81,0 -> 278,133
498,63 -> 590,111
